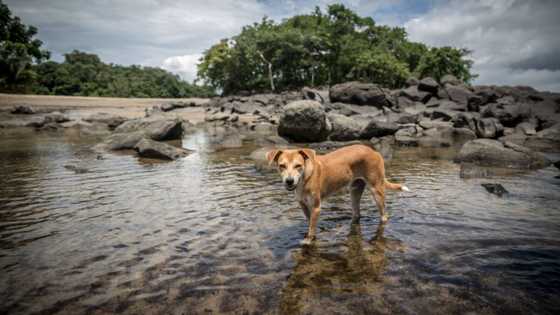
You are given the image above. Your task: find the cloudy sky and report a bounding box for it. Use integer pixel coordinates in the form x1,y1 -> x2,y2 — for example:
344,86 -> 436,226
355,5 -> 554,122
6,0 -> 560,91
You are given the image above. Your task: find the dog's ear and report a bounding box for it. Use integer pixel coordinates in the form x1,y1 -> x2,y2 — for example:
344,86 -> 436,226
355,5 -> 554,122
298,148 -> 316,162
266,149 -> 283,166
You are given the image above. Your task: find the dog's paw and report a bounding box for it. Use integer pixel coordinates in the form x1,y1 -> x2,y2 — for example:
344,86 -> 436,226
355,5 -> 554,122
300,236 -> 315,246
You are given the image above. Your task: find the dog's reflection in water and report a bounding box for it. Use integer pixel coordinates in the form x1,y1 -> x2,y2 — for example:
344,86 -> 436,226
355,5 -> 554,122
279,222 -> 405,314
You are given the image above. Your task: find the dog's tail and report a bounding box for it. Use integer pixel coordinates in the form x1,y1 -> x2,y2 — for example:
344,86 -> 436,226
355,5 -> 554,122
384,178 -> 410,191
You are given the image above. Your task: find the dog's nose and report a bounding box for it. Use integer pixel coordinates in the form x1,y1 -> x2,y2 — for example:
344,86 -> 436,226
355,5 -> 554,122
285,178 -> 294,186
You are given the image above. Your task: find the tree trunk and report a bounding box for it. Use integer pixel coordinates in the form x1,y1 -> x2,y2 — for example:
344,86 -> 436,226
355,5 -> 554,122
257,51 -> 274,92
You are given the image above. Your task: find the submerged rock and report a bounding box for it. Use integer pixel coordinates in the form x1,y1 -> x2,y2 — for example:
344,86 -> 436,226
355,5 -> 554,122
64,164 -> 90,174
278,100 -> 331,142
83,112 -> 127,129
101,131 -> 145,150
134,138 -> 193,160
455,139 -> 550,169
481,183 -> 509,197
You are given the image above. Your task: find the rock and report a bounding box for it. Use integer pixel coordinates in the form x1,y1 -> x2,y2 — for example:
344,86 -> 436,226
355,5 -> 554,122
418,77 -> 439,94
468,95 -> 483,112
101,131 -> 145,150
25,117 -> 46,128
328,102 -> 382,117
515,121 -> 537,135
328,113 -> 365,141
400,86 -> 431,103
406,77 -> 419,86
11,105 -> 35,114
329,82 -> 390,108
278,100 -> 331,142
474,118 -> 504,138
430,108 -> 462,121
455,139 -> 550,169
395,113 -> 419,124
452,112 -> 480,131
554,160 -> 560,170
419,119 -> 452,129
64,164 -> 89,174
524,124 -> 560,152
396,96 -> 416,110
301,87 -> 327,104
115,117 -> 183,140
441,74 -> 462,86
418,126 -> 476,147
205,112 -> 230,122
44,112 -> 71,124
445,84 -> 474,108
482,103 -> 530,127
438,100 -> 467,112
361,119 -> 399,138
481,183 -> 508,197
251,147 -> 278,172
257,135 -> 290,146
134,138 -> 192,160
370,136 -> 394,160
83,112 -> 127,129
394,125 -> 423,146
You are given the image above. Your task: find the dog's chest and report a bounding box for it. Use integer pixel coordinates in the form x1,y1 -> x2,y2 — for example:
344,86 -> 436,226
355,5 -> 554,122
295,186 -> 316,207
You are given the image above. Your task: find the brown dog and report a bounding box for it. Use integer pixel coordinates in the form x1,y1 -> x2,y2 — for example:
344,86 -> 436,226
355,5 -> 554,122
266,144 -> 409,245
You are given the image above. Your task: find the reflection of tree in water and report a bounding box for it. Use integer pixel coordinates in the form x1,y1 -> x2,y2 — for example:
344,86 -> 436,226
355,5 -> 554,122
279,222 -> 405,314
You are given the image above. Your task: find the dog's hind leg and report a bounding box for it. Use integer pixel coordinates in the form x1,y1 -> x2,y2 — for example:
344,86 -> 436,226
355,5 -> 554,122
350,179 -> 366,223
370,183 -> 387,223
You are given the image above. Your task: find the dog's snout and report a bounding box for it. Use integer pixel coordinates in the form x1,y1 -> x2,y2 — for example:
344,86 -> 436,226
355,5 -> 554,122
285,177 -> 294,186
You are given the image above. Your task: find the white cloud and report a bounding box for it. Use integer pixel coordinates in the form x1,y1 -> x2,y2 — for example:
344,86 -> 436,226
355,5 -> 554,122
405,0 -> 560,91
162,54 -> 202,82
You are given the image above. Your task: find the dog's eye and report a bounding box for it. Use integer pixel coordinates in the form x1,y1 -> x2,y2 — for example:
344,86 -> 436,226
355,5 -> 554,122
279,164 -> 286,169
294,164 -> 302,169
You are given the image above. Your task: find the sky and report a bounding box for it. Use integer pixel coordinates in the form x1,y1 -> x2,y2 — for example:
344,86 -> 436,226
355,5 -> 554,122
5,0 -> 560,91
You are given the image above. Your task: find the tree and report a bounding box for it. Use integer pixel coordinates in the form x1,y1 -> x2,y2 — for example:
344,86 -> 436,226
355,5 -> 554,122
415,46 -> 476,83
0,0 -> 49,92
197,4 -> 476,94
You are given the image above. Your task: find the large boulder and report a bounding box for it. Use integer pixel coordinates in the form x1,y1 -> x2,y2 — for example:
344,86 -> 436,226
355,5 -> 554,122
360,119 -> 399,138
329,82 -> 390,107
418,77 -> 439,94
115,117 -> 184,140
445,84 -> 474,108
524,124 -> 560,152
327,113 -> 365,141
100,131 -> 145,150
134,138 -> 193,160
455,139 -> 550,169
278,100 -> 331,142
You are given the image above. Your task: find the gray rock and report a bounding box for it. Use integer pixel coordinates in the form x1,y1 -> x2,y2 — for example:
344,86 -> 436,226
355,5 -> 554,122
115,117 -> 183,141
482,103 -> 530,127
64,164 -> 89,174
418,77 -> 439,94
329,82 -> 390,108
11,105 -> 35,114
524,124 -> 560,152
278,100 -> 331,142
328,113 -> 365,141
361,119 -> 399,138
301,87 -> 327,104
102,131 -> 145,150
44,112 -> 71,123
83,112 -> 127,129
455,139 -> 550,169
445,84 -> 474,108
441,74 -> 462,86
475,118 -> 504,138
400,86 -> 431,103
395,125 -> 423,146
515,121 -> 537,135
406,77 -> 419,86
134,138 -> 193,160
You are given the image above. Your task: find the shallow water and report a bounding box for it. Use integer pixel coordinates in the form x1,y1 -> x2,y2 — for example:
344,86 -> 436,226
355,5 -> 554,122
1,130 -> 560,315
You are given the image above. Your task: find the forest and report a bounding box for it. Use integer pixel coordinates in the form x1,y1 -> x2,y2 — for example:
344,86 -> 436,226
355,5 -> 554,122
1,1 -> 475,97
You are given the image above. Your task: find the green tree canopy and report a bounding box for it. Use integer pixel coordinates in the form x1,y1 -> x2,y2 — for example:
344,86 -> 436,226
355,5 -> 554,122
0,0 -> 49,92
198,4 -> 475,94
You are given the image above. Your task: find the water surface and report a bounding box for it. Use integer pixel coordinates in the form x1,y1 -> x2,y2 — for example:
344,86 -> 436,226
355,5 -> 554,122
1,130 -> 559,314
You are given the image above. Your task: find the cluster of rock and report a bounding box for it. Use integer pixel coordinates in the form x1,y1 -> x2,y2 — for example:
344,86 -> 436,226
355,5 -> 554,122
269,76 -> 558,170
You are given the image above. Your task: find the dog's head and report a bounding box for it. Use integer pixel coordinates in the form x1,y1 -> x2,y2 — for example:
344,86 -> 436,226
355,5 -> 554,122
266,148 -> 316,191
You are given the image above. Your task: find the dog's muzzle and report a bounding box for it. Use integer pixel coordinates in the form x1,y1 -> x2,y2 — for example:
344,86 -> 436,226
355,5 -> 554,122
284,177 -> 296,191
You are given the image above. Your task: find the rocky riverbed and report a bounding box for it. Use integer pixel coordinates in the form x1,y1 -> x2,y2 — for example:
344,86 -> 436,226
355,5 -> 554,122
1,78 -> 560,314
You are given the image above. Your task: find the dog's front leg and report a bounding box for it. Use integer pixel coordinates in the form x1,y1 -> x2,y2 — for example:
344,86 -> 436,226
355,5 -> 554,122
301,204 -> 321,245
